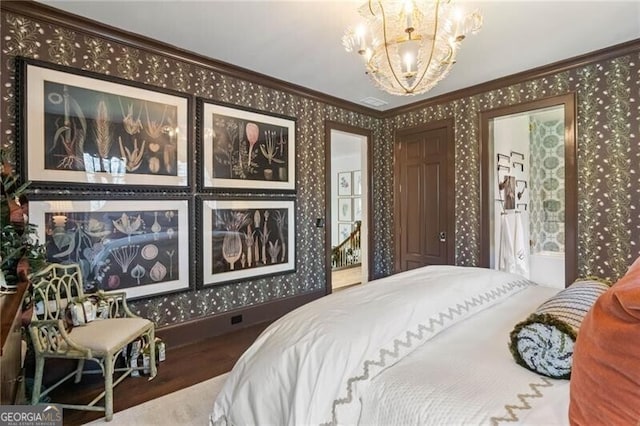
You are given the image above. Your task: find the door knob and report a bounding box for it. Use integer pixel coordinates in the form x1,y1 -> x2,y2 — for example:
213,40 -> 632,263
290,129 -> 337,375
439,231 -> 446,242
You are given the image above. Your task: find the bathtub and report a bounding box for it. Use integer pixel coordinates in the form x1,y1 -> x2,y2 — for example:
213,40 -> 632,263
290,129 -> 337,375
529,250 -> 565,288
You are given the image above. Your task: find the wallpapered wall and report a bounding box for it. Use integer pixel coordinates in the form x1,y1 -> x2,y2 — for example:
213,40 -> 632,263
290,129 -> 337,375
0,11 -> 387,327
530,117 -> 565,254
1,9 -> 638,328
384,54 -> 640,281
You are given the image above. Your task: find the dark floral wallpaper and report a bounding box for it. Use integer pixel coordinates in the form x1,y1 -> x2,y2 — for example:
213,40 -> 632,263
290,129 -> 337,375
0,11 -> 385,327
386,57 -> 640,281
2,8 -> 638,328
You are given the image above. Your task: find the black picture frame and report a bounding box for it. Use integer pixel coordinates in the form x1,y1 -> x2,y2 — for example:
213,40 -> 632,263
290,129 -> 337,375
18,57 -> 193,191
29,193 -> 193,300
197,99 -> 296,192
197,196 -> 296,287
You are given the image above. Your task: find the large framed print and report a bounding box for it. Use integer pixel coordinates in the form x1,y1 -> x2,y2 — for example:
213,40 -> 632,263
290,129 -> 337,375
199,100 -> 296,191
20,58 -> 191,189
199,197 -> 295,287
29,196 -> 192,299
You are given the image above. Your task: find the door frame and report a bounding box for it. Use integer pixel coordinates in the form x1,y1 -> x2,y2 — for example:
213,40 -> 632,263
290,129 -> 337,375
479,92 -> 577,286
324,121 -> 373,295
393,118 -> 456,273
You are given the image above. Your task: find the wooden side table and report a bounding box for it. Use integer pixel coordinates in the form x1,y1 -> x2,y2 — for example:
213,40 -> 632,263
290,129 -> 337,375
0,283 -> 27,405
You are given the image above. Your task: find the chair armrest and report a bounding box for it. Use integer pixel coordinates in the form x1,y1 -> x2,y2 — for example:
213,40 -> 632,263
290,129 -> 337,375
89,290 -> 138,319
28,319 -> 92,358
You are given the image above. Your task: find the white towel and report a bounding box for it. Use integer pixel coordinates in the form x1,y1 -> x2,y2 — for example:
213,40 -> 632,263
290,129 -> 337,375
499,214 -> 515,273
514,213 -> 529,278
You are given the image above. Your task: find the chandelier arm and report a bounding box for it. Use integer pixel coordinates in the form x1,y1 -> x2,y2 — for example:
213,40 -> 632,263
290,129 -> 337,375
410,0 -> 443,93
347,0 -> 480,95
379,0 -> 413,93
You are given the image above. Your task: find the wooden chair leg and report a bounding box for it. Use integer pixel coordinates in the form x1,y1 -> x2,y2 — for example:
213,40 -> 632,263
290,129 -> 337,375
31,355 -> 44,405
149,328 -> 157,379
74,359 -> 85,383
104,354 -> 114,422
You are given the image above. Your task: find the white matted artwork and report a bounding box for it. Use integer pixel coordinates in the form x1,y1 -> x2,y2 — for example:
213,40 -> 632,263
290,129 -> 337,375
353,198 -> 362,221
29,197 -> 191,300
200,198 -> 295,286
337,171 -> 352,196
200,102 -> 296,191
338,222 -> 352,241
22,59 -> 190,189
353,170 -> 362,195
338,198 -> 352,222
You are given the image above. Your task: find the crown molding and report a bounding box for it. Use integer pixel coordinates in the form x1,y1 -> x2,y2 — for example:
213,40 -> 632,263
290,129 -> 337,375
1,0 -> 385,119
383,38 -> 640,117
2,2 -> 638,120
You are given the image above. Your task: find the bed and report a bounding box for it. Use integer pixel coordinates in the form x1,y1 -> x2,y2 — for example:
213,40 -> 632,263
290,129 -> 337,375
210,265 -> 571,425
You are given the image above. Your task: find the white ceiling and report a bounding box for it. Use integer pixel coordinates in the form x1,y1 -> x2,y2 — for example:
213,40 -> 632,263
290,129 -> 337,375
40,1 -> 640,111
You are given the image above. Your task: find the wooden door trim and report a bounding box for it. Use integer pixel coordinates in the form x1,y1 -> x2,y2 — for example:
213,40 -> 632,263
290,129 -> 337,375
479,92 -> 577,286
324,121 -> 374,294
394,118 -> 456,273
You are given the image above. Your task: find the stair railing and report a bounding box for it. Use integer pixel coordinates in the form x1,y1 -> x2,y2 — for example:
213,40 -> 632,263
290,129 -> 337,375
331,221 -> 361,270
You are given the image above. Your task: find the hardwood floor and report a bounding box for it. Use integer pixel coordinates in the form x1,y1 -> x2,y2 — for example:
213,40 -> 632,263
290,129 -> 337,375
46,321 -> 271,425
331,265 -> 362,290
43,271 -> 359,424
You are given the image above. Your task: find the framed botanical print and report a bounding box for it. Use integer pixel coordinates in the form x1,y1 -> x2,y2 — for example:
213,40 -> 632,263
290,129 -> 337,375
337,171 -> 352,196
353,170 -> 362,195
353,197 -> 362,221
199,100 -> 296,191
19,57 -> 191,190
338,198 -> 352,222
338,222 -> 352,242
199,197 -> 296,286
29,195 -> 192,299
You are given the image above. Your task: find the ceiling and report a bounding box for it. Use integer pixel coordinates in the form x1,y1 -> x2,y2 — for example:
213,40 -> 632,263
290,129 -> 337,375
40,1 -> 640,111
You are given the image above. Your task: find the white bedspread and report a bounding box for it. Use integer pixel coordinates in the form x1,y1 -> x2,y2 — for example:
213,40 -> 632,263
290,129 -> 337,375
210,266 -> 532,426
359,284 -> 569,425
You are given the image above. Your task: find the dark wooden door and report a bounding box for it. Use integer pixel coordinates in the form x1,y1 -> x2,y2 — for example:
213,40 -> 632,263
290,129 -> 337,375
395,122 -> 454,272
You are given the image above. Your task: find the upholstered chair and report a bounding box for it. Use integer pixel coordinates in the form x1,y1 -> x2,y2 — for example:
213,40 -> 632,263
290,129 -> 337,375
27,263 -> 156,421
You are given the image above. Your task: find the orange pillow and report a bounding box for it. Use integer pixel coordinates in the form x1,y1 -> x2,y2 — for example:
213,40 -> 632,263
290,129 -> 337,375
569,257 -> 640,425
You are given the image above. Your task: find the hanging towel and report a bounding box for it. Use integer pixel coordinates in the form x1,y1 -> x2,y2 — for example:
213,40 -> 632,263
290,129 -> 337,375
514,213 -> 529,278
499,214 -> 515,273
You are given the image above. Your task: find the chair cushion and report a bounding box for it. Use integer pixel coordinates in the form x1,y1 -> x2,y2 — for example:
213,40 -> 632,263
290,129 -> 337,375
569,257 -> 640,425
68,318 -> 153,355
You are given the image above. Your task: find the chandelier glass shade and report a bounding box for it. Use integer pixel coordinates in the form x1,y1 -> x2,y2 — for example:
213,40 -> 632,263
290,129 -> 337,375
343,0 -> 482,96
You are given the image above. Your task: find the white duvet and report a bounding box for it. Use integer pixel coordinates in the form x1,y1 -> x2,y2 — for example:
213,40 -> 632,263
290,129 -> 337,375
210,266 -> 534,426
359,284 -> 569,425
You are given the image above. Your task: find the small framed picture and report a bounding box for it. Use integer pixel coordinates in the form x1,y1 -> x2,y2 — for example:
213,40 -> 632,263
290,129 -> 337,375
29,195 -> 192,299
353,170 -> 362,195
338,198 -> 352,222
337,171 -> 352,196
337,222 -> 353,242
199,197 -> 296,287
353,198 -> 362,221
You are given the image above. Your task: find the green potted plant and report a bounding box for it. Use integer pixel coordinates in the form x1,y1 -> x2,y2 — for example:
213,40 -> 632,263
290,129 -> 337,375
0,148 -> 46,294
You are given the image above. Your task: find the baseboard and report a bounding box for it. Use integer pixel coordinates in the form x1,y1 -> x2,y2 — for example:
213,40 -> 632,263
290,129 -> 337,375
157,289 -> 325,349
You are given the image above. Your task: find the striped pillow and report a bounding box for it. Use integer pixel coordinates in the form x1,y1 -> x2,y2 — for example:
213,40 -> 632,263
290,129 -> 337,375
509,279 -> 610,379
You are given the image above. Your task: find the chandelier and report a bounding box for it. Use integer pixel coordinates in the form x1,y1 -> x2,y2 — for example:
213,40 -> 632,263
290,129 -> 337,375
343,0 -> 482,96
